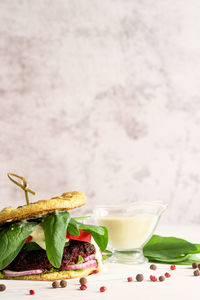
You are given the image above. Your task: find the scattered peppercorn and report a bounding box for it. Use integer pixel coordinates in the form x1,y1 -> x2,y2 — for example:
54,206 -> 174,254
170,265 -> 176,270
136,274 -> 144,282
60,280 -> 67,288
150,275 -> 157,282
80,277 -> 87,285
100,286 -> 107,292
93,270 -> 99,274
165,272 -> 171,278
192,262 -> 198,269
193,270 -> 200,276
159,276 -> 165,282
150,264 -> 157,270
0,284 -> 6,292
150,275 -> 154,281
198,264 -> 200,270
80,285 -> 87,290
29,290 -> 35,295
52,281 -> 59,289
127,277 -> 133,282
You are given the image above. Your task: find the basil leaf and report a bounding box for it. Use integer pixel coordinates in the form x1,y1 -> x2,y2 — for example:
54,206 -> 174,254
143,235 -> 197,259
0,222 -> 37,270
42,211 -> 71,268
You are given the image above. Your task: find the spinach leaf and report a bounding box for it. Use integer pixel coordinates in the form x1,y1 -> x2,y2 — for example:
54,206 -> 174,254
143,235 -> 197,259
68,218 -> 108,251
0,222 -> 37,270
172,254 -> 200,265
79,223 -> 108,251
73,216 -> 91,221
190,244 -> 200,254
148,254 -> 200,265
67,218 -> 80,236
146,254 -> 190,263
22,242 -> 43,252
42,211 -> 71,268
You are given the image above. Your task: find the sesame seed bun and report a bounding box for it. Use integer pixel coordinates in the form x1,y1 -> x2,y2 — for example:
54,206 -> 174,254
1,267 -> 98,281
0,191 -> 86,225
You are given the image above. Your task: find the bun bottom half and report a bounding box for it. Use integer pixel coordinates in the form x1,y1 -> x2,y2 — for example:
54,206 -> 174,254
1,267 -> 98,281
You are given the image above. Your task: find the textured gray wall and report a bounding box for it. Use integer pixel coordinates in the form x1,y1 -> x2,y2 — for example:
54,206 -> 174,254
1,0 -> 200,224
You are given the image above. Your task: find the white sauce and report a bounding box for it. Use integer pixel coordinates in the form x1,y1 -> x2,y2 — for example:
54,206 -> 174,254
98,214 -> 158,249
30,225 -> 46,249
91,237 -> 103,269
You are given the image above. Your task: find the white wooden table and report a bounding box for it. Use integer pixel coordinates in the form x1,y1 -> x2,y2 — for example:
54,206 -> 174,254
1,225 -> 199,300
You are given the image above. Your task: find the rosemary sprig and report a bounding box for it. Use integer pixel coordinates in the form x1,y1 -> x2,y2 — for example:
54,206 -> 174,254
7,173 -> 36,205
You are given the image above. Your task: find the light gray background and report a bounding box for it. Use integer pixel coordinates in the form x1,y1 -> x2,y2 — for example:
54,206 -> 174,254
1,0 -> 200,224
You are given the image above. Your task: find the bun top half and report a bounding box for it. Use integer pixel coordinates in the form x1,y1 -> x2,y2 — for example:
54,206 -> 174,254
0,191 -> 86,225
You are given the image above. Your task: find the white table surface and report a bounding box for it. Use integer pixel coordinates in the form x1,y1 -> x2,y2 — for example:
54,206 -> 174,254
1,225 -> 200,300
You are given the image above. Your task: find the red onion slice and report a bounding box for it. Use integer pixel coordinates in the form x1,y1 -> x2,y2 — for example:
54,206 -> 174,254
84,254 -> 95,262
3,269 -> 44,277
62,259 -> 97,270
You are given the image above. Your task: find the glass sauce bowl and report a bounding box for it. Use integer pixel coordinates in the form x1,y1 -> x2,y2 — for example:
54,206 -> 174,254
94,202 -> 167,264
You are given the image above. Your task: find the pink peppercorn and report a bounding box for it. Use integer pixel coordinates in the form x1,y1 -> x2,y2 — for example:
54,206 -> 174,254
29,290 -> 35,295
100,286 -> 107,292
165,272 -> 171,278
93,270 -> 99,274
150,275 -> 157,282
127,277 -> 133,282
80,285 -> 87,290
170,265 -> 176,270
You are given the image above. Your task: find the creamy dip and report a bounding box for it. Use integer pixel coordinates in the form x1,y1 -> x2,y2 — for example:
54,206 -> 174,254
98,214 -> 158,249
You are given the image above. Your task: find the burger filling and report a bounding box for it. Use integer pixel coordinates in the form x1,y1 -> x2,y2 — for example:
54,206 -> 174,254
7,240 -> 95,271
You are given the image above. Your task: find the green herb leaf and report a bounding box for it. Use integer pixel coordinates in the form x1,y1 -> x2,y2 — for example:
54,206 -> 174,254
146,254 -> 190,263
67,218 -> 80,236
148,254 -> 200,265
143,235 -> 197,259
78,222 -> 108,251
68,218 -> 108,251
22,242 -> 43,252
77,255 -> 84,264
0,222 -> 37,270
73,216 -> 91,221
42,211 -> 71,268
190,244 -> 200,254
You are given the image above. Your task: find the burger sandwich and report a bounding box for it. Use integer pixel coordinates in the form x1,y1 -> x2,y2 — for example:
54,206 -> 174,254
0,191 -> 108,280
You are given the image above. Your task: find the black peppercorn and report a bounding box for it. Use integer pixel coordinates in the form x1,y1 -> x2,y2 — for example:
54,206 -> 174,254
0,284 -> 6,292
193,270 -> 200,276
150,264 -> 157,270
52,281 -> 59,288
136,274 -> 144,282
80,277 -> 87,285
60,280 -> 67,288
192,262 -> 198,269
159,276 -> 165,282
